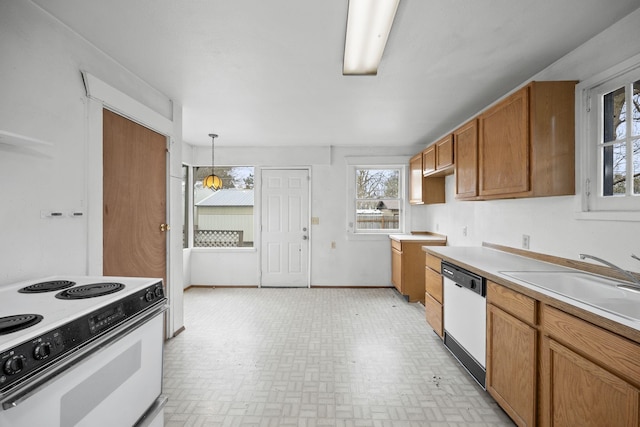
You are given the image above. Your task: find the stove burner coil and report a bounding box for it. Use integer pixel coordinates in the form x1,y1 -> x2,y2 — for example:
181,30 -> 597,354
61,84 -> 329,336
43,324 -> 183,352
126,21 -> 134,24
0,314 -> 44,335
18,280 -> 76,293
55,282 -> 125,300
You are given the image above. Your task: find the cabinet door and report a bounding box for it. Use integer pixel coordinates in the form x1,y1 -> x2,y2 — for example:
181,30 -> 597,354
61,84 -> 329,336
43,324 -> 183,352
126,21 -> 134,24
422,146 -> 436,175
541,337 -> 640,427
391,247 -> 402,292
487,304 -> 537,427
409,154 -> 424,204
479,88 -> 530,197
454,119 -> 478,198
436,135 -> 454,170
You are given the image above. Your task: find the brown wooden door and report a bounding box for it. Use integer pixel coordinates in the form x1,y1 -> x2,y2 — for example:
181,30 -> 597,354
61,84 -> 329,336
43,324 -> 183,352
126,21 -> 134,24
408,153 -> 424,204
486,303 -> 537,427
541,337 -> 640,427
478,88 -> 530,197
103,109 -> 167,285
454,119 -> 478,199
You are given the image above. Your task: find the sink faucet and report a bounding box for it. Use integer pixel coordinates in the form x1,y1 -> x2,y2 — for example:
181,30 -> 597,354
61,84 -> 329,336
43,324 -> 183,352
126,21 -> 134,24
632,254 -> 640,262
579,253 -> 640,286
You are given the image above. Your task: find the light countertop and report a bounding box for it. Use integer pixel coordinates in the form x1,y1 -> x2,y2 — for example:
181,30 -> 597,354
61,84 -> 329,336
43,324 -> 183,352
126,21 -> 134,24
389,232 -> 447,243
423,245 -> 640,337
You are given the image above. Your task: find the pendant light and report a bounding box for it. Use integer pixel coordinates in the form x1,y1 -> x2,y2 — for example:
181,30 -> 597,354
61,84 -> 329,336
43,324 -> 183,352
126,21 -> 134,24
203,133 -> 223,190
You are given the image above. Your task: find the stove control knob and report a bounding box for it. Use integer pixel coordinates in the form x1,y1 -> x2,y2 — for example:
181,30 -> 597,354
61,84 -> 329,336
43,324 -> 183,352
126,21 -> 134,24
154,287 -> 164,298
145,291 -> 155,302
33,342 -> 52,360
4,355 -> 26,375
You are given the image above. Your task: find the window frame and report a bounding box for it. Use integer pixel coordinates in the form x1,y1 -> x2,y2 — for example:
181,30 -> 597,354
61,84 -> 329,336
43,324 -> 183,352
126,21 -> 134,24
578,52 -> 640,216
346,157 -> 407,237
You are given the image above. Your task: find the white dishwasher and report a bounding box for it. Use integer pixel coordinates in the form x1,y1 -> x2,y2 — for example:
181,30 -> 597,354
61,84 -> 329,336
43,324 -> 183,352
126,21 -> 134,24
442,261 -> 487,388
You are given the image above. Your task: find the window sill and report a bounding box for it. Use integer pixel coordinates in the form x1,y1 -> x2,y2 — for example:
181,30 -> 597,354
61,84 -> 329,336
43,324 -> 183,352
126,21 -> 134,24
190,247 -> 257,253
574,210 -> 640,222
346,232 -> 399,241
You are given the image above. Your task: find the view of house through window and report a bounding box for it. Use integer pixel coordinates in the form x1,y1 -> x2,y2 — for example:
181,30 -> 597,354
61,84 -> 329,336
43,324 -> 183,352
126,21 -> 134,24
601,80 -> 640,197
355,168 -> 401,232
193,166 -> 254,247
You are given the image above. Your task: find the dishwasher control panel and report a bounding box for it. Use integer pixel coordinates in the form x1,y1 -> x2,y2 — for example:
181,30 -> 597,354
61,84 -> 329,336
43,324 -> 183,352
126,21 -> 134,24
441,261 -> 486,296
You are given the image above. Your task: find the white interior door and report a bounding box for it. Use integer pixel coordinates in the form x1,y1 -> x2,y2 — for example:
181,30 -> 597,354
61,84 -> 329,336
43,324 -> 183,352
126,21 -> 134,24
260,169 -> 310,287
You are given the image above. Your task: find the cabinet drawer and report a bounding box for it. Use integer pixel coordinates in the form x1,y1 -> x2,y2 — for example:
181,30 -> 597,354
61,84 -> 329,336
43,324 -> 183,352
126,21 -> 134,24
487,281 -> 536,325
424,252 -> 441,272
425,267 -> 443,303
425,292 -> 443,338
391,239 -> 402,252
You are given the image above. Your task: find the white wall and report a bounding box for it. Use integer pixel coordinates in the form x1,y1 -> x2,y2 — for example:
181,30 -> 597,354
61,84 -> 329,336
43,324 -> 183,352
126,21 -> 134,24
0,2 -> 184,334
185,145 -> 417,286
415,8 -> 640,272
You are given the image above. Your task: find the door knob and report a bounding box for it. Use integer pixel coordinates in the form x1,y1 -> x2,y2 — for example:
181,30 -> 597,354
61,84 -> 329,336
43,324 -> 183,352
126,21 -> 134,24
160,223 -> 171,232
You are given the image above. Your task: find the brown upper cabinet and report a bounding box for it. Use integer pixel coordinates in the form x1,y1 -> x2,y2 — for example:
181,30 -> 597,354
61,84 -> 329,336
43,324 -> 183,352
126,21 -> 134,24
454,119 -> 478,199
456,81 -> 577,200
423,135 -> 454,177
409,153 -> 445,205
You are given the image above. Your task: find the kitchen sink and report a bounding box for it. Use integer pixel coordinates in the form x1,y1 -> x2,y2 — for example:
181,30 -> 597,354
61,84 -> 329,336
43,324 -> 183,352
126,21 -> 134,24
499,270 -> 640,321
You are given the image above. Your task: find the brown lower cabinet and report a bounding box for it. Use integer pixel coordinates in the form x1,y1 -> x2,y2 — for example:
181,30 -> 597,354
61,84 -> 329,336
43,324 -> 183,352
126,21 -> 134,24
540,305 -> 640,426
391,238 -> 445,303
486,281 -> 537,426
486,279 -> 640,427
424,252 -> 443,337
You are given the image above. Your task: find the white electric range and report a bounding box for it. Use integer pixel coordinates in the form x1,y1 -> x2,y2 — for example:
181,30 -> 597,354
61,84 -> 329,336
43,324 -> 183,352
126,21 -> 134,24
0,276 -> 167,427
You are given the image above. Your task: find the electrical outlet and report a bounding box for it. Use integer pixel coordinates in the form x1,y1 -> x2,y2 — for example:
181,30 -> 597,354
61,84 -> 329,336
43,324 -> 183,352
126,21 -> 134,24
462,226 -> 468,237
522,234 -> 530,249
435,223 -> 440,231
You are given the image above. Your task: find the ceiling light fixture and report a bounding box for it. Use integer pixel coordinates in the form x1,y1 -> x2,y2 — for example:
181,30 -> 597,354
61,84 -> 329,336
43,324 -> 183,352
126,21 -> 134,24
343,0 -> 400,76
203,133 -> 223,190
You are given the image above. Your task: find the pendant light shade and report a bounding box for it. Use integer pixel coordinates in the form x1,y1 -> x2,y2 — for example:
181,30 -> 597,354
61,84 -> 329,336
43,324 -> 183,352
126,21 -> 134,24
203,174 -> 223,190
203,133 -> 222,190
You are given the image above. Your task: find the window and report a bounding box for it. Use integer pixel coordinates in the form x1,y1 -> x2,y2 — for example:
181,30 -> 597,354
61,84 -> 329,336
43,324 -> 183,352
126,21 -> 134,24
193,166 -> 255,247
581,56 -> 640,213
182,164 -> 189,248
354,167 -> 402,233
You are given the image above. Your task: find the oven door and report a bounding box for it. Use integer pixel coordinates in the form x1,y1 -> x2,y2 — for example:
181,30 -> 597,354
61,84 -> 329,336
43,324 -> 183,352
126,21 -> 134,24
0,311 -> 164,427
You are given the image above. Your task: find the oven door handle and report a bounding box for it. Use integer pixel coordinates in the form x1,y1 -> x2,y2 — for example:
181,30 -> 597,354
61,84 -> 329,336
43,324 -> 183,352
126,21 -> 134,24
0,302 -> 168,411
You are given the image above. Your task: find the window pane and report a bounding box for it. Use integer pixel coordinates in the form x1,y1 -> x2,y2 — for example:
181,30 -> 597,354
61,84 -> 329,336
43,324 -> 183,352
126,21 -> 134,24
603,144 -> 627,196
633,80 -> 640,137
356,169 -> 399,198
193,166 -> 254,247
354,168 -> 401,232
182,165 -> 189,248
355,200 -> 399,230
603,86 -> 626,143
634,139 -> 640,194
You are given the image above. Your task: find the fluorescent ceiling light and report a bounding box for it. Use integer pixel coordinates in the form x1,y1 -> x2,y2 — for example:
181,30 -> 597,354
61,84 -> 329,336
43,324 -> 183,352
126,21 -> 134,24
343,0 -> 400,75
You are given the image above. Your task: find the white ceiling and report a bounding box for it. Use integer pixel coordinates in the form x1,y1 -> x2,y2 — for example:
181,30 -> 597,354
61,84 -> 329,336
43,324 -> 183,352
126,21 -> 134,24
32,0 -> 640,148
